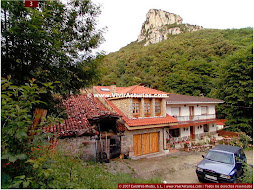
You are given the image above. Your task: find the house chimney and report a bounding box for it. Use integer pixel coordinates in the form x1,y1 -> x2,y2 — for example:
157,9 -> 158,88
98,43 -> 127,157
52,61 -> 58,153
111,85 -> 116,94
200,93 -> 204,98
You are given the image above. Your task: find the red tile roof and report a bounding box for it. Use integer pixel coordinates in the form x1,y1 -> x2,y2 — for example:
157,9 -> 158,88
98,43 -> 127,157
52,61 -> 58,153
94,85 -> 169,96
216,121 -> 225,125
127,114 -> 177,126
43,94 -> 120,137
62,94 -> 114,119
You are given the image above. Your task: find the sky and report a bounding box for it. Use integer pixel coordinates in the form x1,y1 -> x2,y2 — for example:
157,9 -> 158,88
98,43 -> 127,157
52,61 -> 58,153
93,0 -> 253,54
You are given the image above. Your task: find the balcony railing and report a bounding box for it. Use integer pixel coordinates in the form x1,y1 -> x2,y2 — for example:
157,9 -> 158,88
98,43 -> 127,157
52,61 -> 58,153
167,131 -> 218,144
173,114 -> 216,122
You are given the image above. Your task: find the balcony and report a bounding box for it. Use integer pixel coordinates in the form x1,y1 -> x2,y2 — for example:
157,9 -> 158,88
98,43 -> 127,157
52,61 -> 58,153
167,131 -> 218,144
173,114 -> 216,122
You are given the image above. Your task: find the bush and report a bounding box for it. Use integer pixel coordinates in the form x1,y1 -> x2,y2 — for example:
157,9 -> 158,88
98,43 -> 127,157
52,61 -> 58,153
239,163 -> 253,183
1,78 -> 61,188
28,149 -> 161,189
230,134 -> 252,149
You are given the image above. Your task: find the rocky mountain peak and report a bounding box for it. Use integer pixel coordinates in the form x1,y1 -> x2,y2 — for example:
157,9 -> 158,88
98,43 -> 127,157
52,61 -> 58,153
137,9 -> 203,46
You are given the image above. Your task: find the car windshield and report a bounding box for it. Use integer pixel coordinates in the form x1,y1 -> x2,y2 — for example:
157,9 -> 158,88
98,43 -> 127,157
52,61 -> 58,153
205,150 -> 234,165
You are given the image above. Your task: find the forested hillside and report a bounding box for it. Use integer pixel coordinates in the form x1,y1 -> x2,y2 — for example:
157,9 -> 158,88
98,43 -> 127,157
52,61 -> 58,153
98,28 -> 253,135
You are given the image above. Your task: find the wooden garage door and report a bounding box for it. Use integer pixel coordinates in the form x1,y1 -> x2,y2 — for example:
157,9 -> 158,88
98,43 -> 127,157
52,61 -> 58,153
150,132 -> 159,153
142,133 -> 150,155
133,134 -> 142,156
133,132 -> 159,156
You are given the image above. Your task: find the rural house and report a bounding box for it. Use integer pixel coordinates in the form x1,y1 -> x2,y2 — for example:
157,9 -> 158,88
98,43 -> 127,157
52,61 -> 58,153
165,93 -> 226,144
44,85 -> 226,160
93,85 -> 177,157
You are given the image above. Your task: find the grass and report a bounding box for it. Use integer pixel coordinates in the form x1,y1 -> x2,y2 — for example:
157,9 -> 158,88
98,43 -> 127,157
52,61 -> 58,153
169,156 -> 179,159
36,151 -> 161,189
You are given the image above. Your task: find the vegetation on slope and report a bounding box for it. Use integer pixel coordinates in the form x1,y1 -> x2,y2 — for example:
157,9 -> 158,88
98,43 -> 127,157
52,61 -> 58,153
1,0 -> 104,188
99,28 -> 253,135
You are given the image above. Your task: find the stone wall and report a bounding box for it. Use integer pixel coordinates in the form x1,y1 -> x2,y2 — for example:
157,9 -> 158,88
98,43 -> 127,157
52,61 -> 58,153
112,98 -> 166,119
58,136 -> 97,161
111,98 -> 132,118
57,128 -> 168,160
161,99 -> 166,117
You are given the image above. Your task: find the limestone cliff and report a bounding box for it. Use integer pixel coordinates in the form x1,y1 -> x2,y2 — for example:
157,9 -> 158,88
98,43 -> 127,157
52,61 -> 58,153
137,9 -> 203,46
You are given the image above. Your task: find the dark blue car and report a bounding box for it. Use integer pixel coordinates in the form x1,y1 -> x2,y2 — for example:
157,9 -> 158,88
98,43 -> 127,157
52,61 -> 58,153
196,145 -> 246,183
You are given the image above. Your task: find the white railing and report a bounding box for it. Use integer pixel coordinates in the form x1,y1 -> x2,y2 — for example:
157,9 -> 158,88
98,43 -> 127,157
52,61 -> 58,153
173,114 -> 216,122
167,131 -> 218,143
167,136 -> 190,144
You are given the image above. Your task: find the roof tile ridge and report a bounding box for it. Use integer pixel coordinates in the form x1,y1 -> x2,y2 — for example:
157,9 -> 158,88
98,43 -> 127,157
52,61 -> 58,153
127,85 -> 139,93
115,86 -> 128,93
141,85 -> 168,94
117,85 -> 136,94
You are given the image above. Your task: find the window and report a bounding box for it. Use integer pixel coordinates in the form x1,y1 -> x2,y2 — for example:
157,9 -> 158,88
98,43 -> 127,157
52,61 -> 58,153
155,101 -> 161,115
171,107 -> 180,116
204,124 -> 209,132
132,103 -> 140,114
100,88 -> 110,92
201,106 -> 208,115
144,99 -> 151,116
198,125 -> 203,130
144,102 -> 151,114
169,129 -> 180,137
206,151 -> 234,165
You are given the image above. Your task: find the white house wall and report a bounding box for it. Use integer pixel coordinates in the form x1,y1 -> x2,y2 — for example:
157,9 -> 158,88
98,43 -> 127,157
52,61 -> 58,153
167,104 -> 219,140
216,124 -> 224,130
208,105 -> 215,115
166,104 -> 190,116
194,125 -> 204,135
166,104 -> 216,117
180,127 -> 190,137
209,123 -> 217,132
179,124 -> 217,138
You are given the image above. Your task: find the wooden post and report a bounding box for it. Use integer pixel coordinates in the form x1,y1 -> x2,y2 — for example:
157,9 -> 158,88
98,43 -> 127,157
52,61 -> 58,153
105,132 -> 109,159
100,133 -> 103,160
29,108 -> 47,137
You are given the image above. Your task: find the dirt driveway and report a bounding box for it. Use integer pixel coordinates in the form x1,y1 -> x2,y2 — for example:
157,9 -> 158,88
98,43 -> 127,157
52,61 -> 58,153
104,149 -> 253,183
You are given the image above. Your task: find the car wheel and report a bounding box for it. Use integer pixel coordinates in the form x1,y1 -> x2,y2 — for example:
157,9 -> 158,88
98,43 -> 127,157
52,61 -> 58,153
232,176 -> 237,184
198,177 -> 205,183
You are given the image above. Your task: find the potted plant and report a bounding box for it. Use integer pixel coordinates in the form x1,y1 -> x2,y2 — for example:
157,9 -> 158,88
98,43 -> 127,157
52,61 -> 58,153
169,143 -> 175,150
145,113 -> 151,117
133,113 -> 140,118
184,141 -> 191,152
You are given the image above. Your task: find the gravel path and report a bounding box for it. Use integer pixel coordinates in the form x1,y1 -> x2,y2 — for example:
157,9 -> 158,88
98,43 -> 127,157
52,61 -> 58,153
103,149 -> 253,183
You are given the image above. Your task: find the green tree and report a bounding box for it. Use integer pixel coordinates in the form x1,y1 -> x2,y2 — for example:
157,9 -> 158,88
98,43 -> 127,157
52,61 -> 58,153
1,78 -> 62,188
1,0 -> 103,96
216,45 -> 253,135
